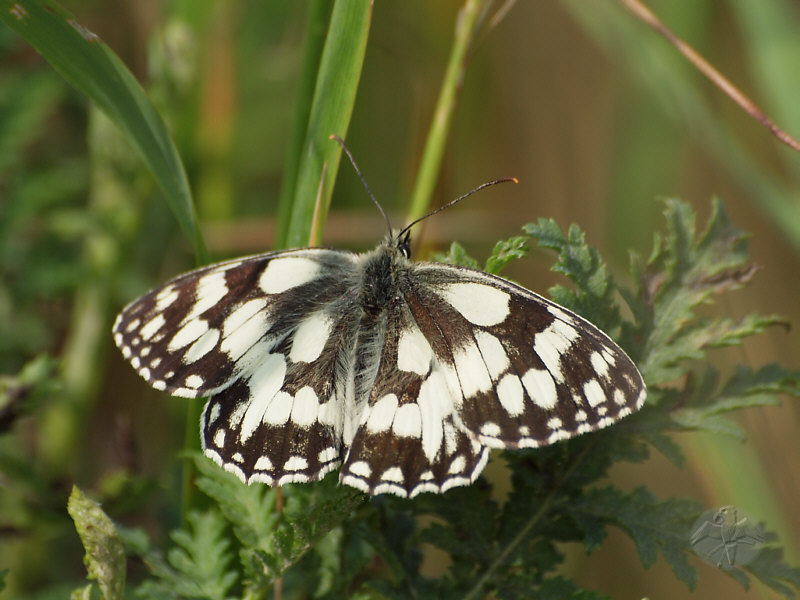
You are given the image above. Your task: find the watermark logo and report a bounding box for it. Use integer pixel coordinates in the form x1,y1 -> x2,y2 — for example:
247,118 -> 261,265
690,505 -> 765,570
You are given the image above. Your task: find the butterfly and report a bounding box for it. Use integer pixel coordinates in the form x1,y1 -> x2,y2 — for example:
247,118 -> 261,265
113,149 -> 645,498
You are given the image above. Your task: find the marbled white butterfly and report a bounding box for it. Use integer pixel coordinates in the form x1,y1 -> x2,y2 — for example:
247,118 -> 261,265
113,157 -> 645,498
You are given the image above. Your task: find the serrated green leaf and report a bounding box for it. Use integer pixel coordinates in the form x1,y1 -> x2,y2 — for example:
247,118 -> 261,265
67,486 -> 126,600
573,486 -> 700,590
192,454 -> 278,552
635,198 -> 767,385
672,411 -> 748,439
721,363 -> 800,398
431,241 -> 481,269
524,219 -> 619,333
160,511 -> 236,600
484,235 -> 529,274
745,545 -> 800,599
0,0 -> 206,259
265,481 -> 364,581
671,363 -> 798,438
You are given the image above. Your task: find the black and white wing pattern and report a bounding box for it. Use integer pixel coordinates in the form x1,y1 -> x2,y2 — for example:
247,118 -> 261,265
113,234 -> 646,498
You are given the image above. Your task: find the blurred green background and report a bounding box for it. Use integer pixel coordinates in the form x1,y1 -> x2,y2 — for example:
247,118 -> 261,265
1,1 -> 798,597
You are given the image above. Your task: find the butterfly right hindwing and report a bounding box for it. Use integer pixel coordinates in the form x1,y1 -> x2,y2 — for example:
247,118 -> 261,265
340,295 -> 489,497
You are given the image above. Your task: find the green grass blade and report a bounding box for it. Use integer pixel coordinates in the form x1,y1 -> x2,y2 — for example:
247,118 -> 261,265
0,0 -> 207,261
275,1 -> 333,249
282,0 -> 372,249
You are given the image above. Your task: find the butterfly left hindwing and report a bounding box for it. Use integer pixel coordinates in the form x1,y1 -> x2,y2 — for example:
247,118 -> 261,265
113,234 -> 646,497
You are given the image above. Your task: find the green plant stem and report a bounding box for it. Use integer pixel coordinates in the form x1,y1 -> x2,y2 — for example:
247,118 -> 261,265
461,443 -> 594,600
407,0 -> 492,223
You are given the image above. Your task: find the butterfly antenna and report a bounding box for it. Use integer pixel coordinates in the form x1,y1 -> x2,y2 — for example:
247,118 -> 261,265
330,134 -> 393,237
398,177 -> 518,239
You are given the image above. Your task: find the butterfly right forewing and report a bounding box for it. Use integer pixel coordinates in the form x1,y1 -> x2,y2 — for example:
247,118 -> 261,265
409,263 -> 646,450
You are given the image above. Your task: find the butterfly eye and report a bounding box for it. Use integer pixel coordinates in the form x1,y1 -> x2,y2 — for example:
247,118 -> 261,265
398,231 -> 412,258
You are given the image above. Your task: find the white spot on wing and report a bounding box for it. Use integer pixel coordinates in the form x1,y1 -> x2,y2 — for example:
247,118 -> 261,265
448,455 -> 466,474
221,307 -> 270,362
613,388 -> 627,406
583,379 -> 605,408
239,354 -> 287,441
417,371 -> 450,461
291,386 -> 319,427
183,327 -> 220,363
381,467 -> 404,483
168,319 -> 209,352
453,343 -> 492,397
186,272 -> 229,321
318,447 -> 337,464
285,456 -> 308,471
263,391 -> 293,425
480,422 -> 501,438
392,404 -> 422,437
436,282 -> 510,326
521,368 -> 558,410
185,374 -> 204,389
348,460 -> 371,478
155,286 -> 179,312
533,319 -> 580,383
140,314 -> 166,341
474,330 -> 509,380
255,456 -> 273,470
208,403 -> 221,424
591,351 -> 610,379
290,311 -> 332,363
366,394 -> 398,433
397,326 -> 433,375
259,256 -> 320,294
213,429 -> 225,448
223,299 -> 268,338
496,373 -> 524,416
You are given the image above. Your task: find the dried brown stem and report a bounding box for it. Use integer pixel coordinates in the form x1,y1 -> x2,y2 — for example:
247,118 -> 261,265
618,0 -> 800,153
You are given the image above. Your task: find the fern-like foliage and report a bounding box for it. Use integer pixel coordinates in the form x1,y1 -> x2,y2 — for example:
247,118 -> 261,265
71,198 -> 799,599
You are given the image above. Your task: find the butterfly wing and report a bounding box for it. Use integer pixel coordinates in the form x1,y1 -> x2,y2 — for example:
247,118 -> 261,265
114,248 -> 360,484
404,262 -> 646,449
113,249 -> 358,397
340,296 -> 489,497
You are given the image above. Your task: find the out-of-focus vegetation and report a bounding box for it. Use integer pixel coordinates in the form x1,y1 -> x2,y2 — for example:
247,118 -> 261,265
1,1 -> 799,598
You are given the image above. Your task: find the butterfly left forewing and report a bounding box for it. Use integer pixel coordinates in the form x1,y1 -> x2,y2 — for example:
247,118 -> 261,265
113,249 -> 358,398
409,262 -> 646,449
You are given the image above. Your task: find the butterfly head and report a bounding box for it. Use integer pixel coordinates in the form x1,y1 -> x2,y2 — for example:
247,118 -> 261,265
395,228 -> 412,259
